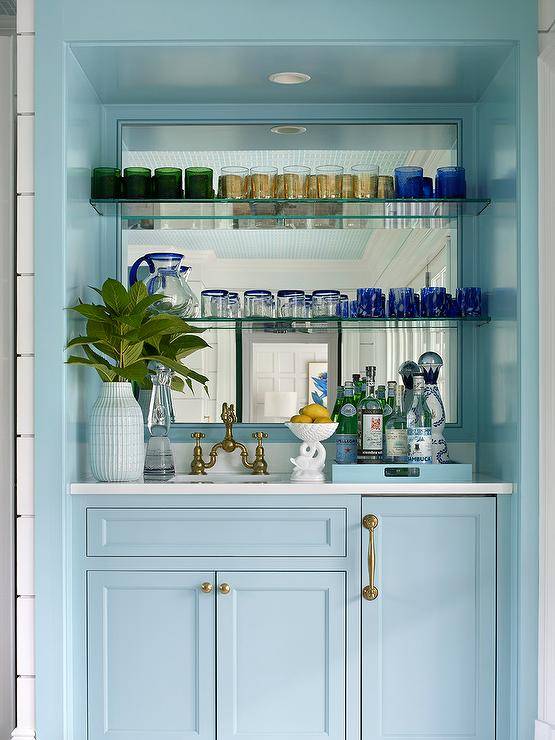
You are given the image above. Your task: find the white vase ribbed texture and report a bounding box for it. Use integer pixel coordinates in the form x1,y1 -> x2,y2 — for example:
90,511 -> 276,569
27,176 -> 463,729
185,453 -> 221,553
89,382 -> 144,482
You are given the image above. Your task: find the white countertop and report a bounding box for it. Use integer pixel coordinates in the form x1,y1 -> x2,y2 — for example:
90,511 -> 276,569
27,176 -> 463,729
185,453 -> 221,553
69,474 -> 512,495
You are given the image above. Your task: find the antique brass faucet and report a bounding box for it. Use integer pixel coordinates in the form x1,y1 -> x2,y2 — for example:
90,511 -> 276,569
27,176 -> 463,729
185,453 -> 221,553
190,403 -> 269,475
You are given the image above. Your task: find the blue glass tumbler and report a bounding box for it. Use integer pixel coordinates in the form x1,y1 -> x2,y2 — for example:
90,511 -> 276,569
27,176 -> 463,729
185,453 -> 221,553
357,287 -> 384,317
421,287 -> 447,317
336,294 -> 350,319
394,166 -> 424,198
446,293 -> 461,318
349,300 -> 358,318
388,288 -> 416,318
422,177 -> 434,198
435,166 -> 466,198
456,287 -> 482,316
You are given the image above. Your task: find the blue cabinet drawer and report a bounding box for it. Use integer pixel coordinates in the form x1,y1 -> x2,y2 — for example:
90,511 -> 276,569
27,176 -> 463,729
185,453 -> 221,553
86,507 -> 347,557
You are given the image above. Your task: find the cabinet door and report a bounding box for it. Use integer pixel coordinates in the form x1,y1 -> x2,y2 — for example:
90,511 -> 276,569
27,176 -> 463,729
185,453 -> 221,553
217,571 -> 346,740
362,498 -> 495,740
87,571 -> 215,740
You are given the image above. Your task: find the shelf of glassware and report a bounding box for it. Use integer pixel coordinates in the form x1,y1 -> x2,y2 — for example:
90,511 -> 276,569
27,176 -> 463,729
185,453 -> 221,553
89,197 -> 491,229
184,316 -> 490,332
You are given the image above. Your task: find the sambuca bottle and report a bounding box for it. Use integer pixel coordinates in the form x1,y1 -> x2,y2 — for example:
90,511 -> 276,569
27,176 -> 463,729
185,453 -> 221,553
357,368 -> 383,463
406,373 -> 433,464
335,381 -> 358,464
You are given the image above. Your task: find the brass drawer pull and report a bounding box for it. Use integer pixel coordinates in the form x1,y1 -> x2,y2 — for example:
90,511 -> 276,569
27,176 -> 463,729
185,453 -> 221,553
200,582 -> 213,593
219,583 -> 231,595
362,514 -> 379,601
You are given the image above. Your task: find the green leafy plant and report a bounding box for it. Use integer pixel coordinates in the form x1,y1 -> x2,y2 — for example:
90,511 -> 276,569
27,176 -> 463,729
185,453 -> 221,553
66,278 -> 209,394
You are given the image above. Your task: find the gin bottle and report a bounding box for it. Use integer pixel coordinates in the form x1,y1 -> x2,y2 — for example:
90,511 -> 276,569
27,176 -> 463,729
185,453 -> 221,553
357,370 -> 383,463
385,385 -> 408,462
335,382 -> 358,464
406,374 -> 433,464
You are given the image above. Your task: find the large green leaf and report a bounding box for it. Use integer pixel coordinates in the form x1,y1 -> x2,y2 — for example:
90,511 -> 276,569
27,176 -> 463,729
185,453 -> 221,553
66,355 -> 117,382
101,279 -> 130,314
122,341 -> 144,367
67,302 -> 111,321
167,335 -> 210,359
126,280 -> 148,309
144,355 -> 209,387
136,316 -> 191,341
113,361 -> 149,384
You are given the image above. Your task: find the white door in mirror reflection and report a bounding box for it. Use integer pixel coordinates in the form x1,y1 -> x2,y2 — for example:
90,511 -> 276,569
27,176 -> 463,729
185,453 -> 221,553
242,333 -> 339,423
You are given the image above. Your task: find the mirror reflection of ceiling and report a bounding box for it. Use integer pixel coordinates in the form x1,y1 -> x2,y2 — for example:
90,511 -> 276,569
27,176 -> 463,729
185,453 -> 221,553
122,123 -> 457,289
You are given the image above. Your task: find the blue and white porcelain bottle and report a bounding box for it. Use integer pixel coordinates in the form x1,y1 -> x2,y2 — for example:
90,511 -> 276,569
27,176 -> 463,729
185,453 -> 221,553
418,351 -> 450,464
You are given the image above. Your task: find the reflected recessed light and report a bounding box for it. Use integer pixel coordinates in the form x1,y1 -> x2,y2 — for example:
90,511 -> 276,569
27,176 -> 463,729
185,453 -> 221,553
268,72 -> 311,85
270,125 -> 308,135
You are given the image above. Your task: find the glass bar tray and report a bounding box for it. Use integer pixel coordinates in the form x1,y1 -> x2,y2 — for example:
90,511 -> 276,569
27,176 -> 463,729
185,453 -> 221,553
90,197 -> 491,230
184,316 -> 489,332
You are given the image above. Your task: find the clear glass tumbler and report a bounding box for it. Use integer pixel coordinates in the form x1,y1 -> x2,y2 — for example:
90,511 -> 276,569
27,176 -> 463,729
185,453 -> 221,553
201,289 -> 229,317
312,289 -> 341,316
244,289 -> 274,317
277,290 -> 305,317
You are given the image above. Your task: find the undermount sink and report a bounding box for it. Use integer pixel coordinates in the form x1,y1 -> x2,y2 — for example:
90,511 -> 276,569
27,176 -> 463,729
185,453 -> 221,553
171,473 -> 291,484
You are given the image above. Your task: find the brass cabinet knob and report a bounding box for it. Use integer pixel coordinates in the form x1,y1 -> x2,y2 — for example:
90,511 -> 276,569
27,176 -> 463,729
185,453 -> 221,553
218,583 -> 231,595
200,582 -> 213,593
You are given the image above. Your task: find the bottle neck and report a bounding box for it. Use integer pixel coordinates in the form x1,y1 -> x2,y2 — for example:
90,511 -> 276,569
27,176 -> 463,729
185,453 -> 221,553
365,380 -> 374,397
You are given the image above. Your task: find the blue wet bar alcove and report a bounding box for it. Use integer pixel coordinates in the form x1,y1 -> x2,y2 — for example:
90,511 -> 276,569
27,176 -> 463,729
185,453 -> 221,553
33,1 -> 538,739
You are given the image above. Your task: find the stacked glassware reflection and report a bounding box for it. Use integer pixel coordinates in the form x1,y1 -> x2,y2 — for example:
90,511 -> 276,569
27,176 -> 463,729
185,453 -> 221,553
199,285 -> 482,319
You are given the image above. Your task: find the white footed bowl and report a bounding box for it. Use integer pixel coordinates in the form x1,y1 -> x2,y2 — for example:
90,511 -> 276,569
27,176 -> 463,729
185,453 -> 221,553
285,422 -> 338,443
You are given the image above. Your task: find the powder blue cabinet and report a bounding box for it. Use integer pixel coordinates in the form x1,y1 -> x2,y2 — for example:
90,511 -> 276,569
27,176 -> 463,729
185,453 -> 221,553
86,568 -> 346,740
87,570 -> 216,740
362,497 -> 496,740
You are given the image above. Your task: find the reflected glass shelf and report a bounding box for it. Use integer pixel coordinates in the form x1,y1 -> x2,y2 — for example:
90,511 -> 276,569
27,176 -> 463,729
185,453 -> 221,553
185,316 -> 490,332
90,197 -> 491,230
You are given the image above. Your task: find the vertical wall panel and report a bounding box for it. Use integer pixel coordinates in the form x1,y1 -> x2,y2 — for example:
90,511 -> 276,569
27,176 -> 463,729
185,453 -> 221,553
16,195 -> 34,274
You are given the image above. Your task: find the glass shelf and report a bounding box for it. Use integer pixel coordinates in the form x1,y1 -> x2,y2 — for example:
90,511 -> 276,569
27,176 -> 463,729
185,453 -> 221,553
184,316 -> 489,332
90,197 -> 491,230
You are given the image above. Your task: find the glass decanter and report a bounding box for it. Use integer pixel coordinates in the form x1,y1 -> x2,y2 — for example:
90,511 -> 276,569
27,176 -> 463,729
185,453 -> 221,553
143,364 -> 176,479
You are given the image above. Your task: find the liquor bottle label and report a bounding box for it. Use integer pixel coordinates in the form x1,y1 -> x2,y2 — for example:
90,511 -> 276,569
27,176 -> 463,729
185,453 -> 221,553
336,434 -> 358,464
407,427 -> 432,463
361,413 -> 383,452
385,428 -> 408,457
340,403 -> 357,417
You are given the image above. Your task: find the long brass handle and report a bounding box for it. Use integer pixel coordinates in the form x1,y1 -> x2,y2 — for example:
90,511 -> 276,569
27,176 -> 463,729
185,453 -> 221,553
362,514 -> 379,601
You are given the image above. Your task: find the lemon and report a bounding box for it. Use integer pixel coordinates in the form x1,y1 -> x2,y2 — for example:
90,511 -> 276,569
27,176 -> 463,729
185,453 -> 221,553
290,414 -> 313,423
314,417 -> 334,424
300,403 -> 329,420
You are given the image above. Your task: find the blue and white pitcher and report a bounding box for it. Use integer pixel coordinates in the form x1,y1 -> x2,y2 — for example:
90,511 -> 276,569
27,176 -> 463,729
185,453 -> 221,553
129,251 -> 199,317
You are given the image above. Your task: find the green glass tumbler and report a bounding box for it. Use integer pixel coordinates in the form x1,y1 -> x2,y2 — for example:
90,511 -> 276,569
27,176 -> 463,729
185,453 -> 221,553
123,167 -> 152,198
185,167 -> 214,199
91,167 -> 121,199
153,167 -> 183,198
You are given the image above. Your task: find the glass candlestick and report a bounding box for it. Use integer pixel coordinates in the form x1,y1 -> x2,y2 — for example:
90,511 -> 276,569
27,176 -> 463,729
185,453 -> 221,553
144,365 -> 175,479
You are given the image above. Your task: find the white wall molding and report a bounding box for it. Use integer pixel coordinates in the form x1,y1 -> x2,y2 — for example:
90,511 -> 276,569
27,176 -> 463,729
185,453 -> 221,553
538,39 -> 555,732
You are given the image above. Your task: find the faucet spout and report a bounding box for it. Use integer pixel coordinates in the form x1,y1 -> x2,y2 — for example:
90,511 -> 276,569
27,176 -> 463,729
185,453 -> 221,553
190,403 -> 269,475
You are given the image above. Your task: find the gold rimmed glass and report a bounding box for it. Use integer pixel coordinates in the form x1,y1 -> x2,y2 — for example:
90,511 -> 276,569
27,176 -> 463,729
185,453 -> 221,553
352,164 -> 379,198
283,165 -> 311,198
218,166 -> 249,198
316,165 -> 343,198
250,166 -> 277,198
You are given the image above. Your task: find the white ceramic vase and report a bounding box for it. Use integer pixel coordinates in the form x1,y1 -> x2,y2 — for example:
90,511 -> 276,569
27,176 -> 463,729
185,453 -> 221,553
89,382 -> 144,482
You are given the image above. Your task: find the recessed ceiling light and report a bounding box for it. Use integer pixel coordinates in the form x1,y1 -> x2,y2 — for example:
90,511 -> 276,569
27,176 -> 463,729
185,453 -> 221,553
268,72 -> 311,85
270,125 -> 308,135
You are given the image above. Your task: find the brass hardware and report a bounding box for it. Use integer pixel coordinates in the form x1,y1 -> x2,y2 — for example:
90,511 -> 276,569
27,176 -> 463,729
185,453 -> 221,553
219,583 -> 231,595
362,514 -> 379,601
189,403 -> 269,475
200,582 -> 213,593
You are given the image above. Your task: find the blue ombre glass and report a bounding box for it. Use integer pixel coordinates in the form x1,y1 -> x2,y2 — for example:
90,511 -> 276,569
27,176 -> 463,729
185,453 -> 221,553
357,287 -> 384,317
421,286 -> 447,317
394,166 -> 424,198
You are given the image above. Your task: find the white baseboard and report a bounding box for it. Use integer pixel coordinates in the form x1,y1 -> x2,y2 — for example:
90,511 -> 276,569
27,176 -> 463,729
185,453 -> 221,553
10,727 -> 35,740
536,719 -> 555,740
